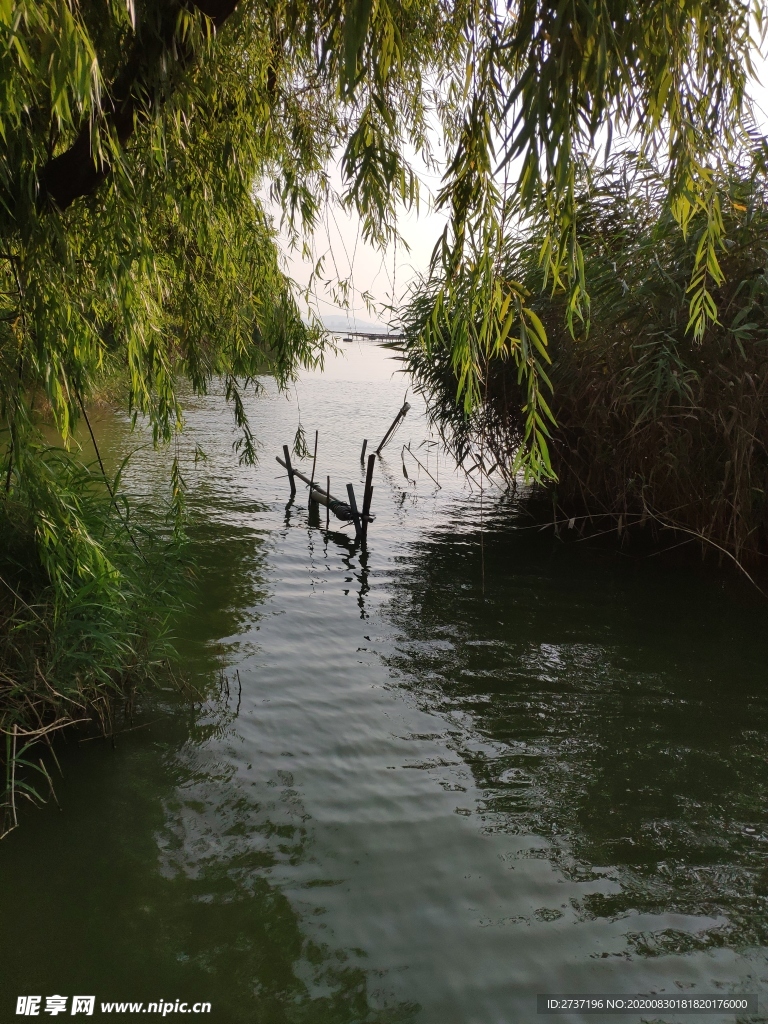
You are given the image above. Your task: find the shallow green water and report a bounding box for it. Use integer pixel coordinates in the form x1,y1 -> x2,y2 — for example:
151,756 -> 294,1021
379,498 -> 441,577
2,344 -> 768,1023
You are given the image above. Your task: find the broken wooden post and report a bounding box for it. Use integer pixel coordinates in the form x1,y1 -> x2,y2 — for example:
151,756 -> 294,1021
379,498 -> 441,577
308,429 -> 318,504
282,444 -> 296,497
276,454 -> 368,526
346,483 -> 362,540
278,456 -> 340,506
360,438 -> 368,463
361,452 -> 376,539
326,475 -> 330,530
376,401 -> 411,455
276,451 -> 375,535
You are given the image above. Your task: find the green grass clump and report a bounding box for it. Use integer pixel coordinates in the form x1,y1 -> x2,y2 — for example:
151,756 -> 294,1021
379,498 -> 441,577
0,443 -> 180,837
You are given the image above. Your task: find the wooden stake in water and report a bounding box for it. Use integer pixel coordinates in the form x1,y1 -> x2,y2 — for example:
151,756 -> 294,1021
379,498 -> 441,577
326,475 -> 330,530
360,438 -> 368,463
376,401 -> 411,455
276,455 -> 371,527
276,457 -> 344,507
361,452 -> 376,540
282,445 -> 296,497
346,483 -> 362,540
309,430 -> 319,503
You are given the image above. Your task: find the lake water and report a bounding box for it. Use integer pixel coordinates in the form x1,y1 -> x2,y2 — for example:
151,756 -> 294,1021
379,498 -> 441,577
2,342 -> 768,1023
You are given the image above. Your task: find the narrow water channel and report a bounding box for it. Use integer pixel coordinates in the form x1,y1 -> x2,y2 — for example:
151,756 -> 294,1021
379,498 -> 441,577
2,343 -> 768,1023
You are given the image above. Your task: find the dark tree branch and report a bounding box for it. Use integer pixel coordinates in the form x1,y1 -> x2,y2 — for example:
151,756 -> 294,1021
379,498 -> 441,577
191,0 -> 240,24
40,0 -> 241,211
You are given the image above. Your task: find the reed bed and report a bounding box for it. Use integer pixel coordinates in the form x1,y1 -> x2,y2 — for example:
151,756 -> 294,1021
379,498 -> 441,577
400,148 -> 768,570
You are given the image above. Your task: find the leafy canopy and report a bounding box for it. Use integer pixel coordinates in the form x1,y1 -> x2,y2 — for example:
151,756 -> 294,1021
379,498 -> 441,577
0,0 -> 763,494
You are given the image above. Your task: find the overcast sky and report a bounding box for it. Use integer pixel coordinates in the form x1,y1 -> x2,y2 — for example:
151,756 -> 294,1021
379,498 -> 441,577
268,147 -> 449,331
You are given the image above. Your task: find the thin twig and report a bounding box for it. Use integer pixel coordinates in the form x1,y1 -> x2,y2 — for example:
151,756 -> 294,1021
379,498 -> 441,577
78,718 -> 162,743
401,444 -> 441,488
647,508 -> 768,597
0,716 -> 88,738
0,572 -> 49,627
38,757 -> 60,808
10,725 -> 17,829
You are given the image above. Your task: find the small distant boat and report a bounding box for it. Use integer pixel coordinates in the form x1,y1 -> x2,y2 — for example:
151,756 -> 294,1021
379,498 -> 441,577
342,336 -> 354,343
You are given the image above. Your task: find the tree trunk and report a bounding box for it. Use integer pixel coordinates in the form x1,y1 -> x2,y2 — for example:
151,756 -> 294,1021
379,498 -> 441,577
40,0 -> 241,210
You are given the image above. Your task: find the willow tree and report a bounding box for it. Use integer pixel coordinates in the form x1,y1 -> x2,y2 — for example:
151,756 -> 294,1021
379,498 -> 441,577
0,0 -> 447,465
1,0 -> 761,481
416,1 -> 763,482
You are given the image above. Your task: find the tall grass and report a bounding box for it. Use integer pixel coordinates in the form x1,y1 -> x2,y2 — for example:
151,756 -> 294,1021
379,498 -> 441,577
400,145 -> 768,568
0,440 -> 181,837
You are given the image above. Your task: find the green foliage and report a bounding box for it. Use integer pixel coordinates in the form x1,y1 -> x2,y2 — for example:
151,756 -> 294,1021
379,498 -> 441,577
401,143 -> 768,564
0,0 -> 461,462
410,0 -> 763,478
1,7 -> 320,452
0,444 -> 180,835
402,267 -> 557,483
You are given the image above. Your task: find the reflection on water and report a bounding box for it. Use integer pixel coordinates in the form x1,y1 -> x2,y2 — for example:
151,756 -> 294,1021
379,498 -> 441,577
0,703 -> 416,1024
1,342 -> 768,1023
387,523 -> 768,956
